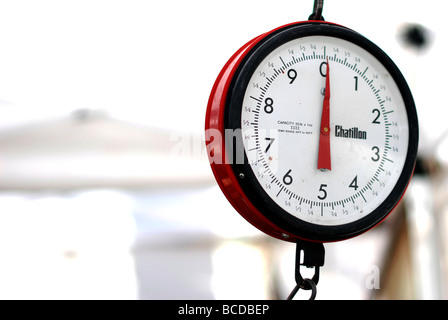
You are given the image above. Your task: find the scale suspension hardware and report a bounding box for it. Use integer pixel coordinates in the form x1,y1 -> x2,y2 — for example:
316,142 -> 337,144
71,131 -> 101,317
287,241 -> 325,300
309,0 -> 324,21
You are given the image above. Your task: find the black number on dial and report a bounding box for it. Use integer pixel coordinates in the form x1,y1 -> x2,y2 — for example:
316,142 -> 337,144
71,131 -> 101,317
318,184 -> 328,200
265,137 -> 275,153
264,98 -> 274,114
371,147 -> 380,162
283,169 -> 293,185
288,69 -> 297,84
349,176 -> 359,191
372,109 -> 381,124
319,61 -> 327,77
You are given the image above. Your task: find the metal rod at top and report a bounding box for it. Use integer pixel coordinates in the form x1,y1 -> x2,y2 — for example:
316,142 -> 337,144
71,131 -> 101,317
309,0 -> 325,21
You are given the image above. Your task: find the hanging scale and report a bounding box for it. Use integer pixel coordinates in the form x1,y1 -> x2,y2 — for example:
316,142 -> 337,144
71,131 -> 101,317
205,0 -> 419,300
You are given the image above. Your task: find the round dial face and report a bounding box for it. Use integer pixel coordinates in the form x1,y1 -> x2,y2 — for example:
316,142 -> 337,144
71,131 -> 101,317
224,23 -> 418,241
242,35 -> 407,226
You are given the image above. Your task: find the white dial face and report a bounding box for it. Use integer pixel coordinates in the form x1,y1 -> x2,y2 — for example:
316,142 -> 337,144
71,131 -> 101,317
241,35 -> 409,226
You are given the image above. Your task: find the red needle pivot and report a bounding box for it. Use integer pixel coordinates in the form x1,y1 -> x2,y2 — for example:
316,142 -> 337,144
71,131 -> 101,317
318,59 -> 331,171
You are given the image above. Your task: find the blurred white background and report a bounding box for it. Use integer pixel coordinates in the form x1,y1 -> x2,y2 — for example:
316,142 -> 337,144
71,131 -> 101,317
0,0 -> 446,299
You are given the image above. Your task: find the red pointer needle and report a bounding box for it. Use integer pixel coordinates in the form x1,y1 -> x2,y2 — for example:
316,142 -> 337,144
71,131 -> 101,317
318,59 -> 331,171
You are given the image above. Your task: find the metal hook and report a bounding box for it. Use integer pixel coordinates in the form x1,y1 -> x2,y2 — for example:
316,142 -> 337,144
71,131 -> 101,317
309,0 -> 325,21
287,279 -> 317,300
286,240 -> 325,300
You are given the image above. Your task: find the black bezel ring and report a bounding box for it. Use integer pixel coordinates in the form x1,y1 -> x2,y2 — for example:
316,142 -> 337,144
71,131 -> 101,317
224,22 -> 419,242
